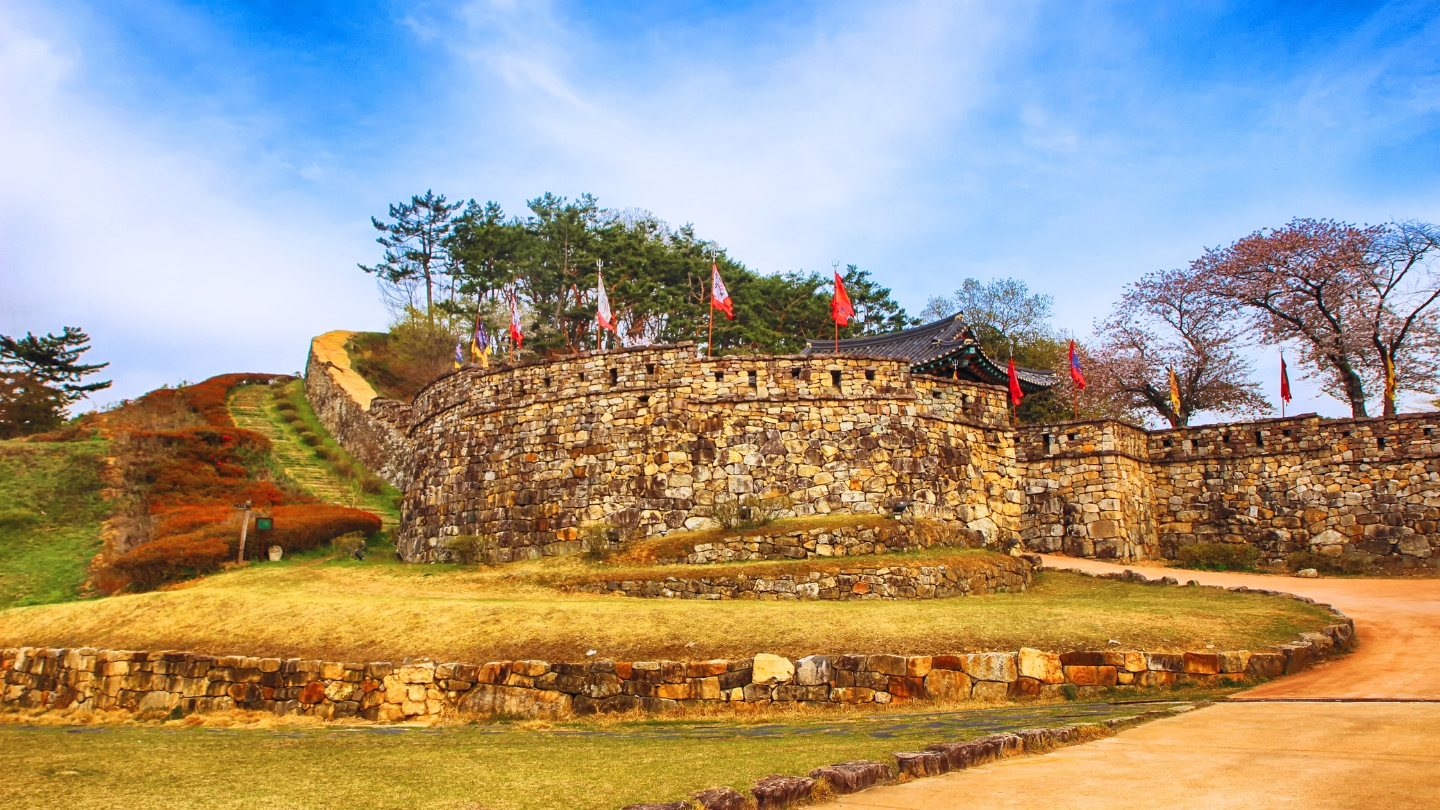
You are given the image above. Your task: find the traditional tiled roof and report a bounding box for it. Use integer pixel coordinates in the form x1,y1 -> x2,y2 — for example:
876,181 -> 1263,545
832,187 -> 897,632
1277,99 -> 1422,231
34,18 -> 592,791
802,314 -> 1060,393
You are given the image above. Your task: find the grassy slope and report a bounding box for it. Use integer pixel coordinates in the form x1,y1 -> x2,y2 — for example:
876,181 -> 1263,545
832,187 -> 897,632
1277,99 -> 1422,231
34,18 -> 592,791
0,702 -> 1193,810
0,440 -> 108,608
228,381 -> 400,528
0,546 -> 1336,662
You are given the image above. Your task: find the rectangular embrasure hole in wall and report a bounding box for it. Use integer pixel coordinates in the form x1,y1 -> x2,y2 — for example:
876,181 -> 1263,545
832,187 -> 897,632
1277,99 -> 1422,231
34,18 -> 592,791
638,395 -> 649,405
1378,437 -> 1387,449
831,370 -> 842,387
865,369 -> 875,381
646,363 -> 655,375
748,370 -> 757,387
1255,431 -> 1264,447
714,371 -> 724,383
1283,429 -> 1292,437
791,367 -> 801,379
609,368 -> 618,385
1163,439 -> 1174,448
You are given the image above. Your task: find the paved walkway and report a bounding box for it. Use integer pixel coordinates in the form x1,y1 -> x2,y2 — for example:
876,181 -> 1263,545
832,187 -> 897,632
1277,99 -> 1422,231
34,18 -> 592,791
829,556 -> 1440,808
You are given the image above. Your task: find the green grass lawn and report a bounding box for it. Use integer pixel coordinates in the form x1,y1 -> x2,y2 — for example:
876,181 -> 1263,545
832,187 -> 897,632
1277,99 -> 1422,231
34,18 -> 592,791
0,439 -> 109,609
0,540 -> 1338,663
0,700 -> 1198,810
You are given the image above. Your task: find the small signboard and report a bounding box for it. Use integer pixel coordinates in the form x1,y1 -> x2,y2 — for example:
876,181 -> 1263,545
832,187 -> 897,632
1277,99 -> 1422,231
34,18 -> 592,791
255,517 -> 273,531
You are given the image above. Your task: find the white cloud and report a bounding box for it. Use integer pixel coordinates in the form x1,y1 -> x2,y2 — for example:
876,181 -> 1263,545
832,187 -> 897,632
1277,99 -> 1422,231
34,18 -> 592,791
445,0 -> 1018,275
0,6 -> 386,405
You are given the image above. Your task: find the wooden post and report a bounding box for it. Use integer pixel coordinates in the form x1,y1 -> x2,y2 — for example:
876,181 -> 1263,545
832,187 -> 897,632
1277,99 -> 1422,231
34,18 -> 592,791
235,502 -> 251,564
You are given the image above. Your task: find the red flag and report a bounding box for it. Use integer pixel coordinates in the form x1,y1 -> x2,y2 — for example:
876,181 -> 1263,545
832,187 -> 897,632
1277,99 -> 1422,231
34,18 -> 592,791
711,262 -> 734,320
1068,340 -> 1086,390
509,292 -> 523,350
1007,358 -> 1024,406
1280,352 -> 1292,404
831,271 -> 855,327
596,269 -> 615,333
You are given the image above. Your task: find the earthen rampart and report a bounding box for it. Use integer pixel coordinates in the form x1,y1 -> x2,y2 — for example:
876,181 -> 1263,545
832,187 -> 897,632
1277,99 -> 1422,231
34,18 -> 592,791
304,331 -> 413,489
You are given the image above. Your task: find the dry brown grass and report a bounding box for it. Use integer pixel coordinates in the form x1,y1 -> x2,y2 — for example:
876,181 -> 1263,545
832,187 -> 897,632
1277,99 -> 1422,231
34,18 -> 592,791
0,549 -> 1336,664
561,546 -> 1010,586
610,513 -> 893,565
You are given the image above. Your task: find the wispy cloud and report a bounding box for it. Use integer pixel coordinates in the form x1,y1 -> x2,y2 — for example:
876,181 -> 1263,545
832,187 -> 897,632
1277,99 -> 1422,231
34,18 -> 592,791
0,3 -> 384,403
1,0 -> 1437,419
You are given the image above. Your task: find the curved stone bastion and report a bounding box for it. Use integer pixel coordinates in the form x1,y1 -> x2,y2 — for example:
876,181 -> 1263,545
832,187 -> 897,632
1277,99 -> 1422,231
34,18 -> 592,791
384,342 -> 1022,563
308,332 -> 1440,567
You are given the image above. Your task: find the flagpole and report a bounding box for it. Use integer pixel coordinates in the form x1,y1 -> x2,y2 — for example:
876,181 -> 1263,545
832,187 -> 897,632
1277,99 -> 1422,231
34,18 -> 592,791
707,303 -> 714,359
834,320 -> 838,354
1280,350 -> 1286,419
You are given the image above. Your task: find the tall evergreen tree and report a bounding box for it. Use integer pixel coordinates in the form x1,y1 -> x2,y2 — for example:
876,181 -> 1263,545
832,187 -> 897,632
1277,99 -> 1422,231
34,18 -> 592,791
0,326 -> 110,437
359,190 -> 463,322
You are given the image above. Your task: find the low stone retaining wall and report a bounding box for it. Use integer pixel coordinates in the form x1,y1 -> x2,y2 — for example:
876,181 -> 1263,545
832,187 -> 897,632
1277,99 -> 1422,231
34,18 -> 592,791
670,519 -> 978,565
570,557 -> 1031,601
1,616 -> 1352,722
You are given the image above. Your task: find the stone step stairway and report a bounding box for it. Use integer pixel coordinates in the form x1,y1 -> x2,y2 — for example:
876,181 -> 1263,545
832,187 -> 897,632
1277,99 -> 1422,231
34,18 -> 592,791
228,383 -> 398,530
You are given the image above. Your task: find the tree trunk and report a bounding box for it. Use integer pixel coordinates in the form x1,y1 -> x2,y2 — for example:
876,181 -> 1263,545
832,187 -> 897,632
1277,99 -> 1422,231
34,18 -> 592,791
1332,356 -> 1368,417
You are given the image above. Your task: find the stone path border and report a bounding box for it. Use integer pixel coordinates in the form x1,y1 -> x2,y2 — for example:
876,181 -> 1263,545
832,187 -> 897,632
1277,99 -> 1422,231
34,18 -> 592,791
621,705 -> 1195,810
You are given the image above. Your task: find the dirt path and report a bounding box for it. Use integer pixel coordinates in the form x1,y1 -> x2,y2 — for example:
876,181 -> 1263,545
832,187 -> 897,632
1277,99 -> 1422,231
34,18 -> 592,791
831,702 -> 1440,809
1036,555 -> 1440,700
828,557 -> 1440,808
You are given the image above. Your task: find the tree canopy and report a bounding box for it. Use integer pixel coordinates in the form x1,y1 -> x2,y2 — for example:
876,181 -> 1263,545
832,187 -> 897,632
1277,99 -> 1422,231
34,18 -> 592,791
362,192 -> 916,358
0,326 -> 110,438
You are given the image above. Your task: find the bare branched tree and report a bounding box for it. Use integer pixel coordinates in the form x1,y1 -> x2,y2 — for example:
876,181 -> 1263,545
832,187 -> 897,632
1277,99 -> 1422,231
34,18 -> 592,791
1090,268 -> 1269,427
1197,218 -> 1440,417
922,278 -> 1054,345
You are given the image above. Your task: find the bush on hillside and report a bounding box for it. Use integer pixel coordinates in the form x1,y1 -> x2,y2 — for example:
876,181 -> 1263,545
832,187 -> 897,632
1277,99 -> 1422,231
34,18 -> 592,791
108,533 -> 231,590
0,508 -> 39,528
1286,550 -> 1373,575
100,503 -> 382,590
275,400 -> 297,413
123,427 -> 289,508
299,432 -> 321,446
1174,542 -> 1258,572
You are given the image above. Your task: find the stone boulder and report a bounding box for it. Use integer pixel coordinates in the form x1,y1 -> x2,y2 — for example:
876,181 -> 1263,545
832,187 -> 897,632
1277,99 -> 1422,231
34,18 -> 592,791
457,683 -> 572,719
1309,529 -> 1347,557
794,655 -> 832,686
690,787 -> 747,810
752,654 -> 795,685
751,775 -> 815,809
808,760 -> 893,794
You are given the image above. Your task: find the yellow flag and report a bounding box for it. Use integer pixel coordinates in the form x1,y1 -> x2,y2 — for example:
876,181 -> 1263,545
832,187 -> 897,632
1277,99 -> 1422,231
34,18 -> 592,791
1168,368 -> 1182,417
1384,353 -> 1397,405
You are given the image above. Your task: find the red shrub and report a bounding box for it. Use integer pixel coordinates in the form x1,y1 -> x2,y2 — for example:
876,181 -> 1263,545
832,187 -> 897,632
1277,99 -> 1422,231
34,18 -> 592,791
107,533 -> 230,590
128,427 -> 294,509
257,505 -> 383,555
90,373 -> 385,593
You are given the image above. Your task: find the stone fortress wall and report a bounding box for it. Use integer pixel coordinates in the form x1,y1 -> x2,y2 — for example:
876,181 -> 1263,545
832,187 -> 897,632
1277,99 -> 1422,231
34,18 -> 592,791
308,335 -> 1440,567
1018,412 -> 1440,566
395,344 -> 1023,562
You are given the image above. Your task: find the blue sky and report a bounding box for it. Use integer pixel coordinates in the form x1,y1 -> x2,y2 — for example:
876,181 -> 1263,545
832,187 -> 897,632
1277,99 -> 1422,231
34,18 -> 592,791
2,0 -> 1438,421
